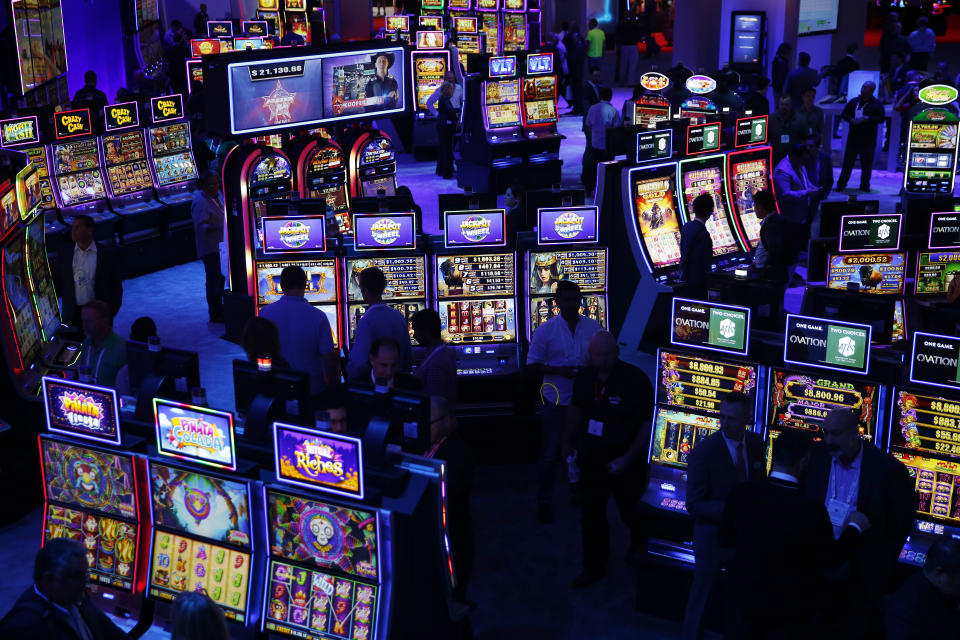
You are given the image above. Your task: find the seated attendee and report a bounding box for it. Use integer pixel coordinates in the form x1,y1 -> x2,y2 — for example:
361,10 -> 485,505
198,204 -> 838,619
744,77 -> 770,116
504,183 -> 525,235
241,316 -> 288,368
114,316 -> 157,396
314,385 -> 349,435
368,337 -> 420,393
170,592 -> 229,640
884,538 -> 960,639
279,21 -> 304,46
752,189 -> 794,285
0,538 -> 129,640
346,267 -> 412,380
411,309 -> 456,406
77,301 -> 127,387
949,275 -> 960,304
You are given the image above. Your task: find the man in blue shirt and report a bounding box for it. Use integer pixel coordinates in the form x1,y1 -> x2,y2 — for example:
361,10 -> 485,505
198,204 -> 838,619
77,300 -> 127,387
259,265 -> 338,395
347,267 -> 412,380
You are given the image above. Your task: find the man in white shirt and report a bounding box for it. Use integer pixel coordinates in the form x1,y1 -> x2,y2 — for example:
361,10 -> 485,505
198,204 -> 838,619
259,265 -> 338,395
55,215 -> 123,327
908,16 -> 936,70
527,279 -> 602,523
581,86 -> 622,194
347,267 -> 412,380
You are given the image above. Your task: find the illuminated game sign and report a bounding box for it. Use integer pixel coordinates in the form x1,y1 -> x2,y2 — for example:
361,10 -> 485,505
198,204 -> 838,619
916,251 -> 960,295
892,389 -> 960,459
657,350 -> 757,415
489,56 -> 517,77
686,122 -> 721,155
632,94 -> 671,128
919,84 -> 959,106
767,368 -> 878,439
537,206 -> 598,244
353,212 -> 416,250
827,252 -> 906,294
151,94 -> 184,123
104,102 -> 140,131
191,38 -> 221,57
670,298 -> 750,356
734,115 -> 768,147
685,75 -> 716,94
455,16 -> 477,32
910,332 -> 960,392
262,215 -> 327,254
242,20 -> 268,36
207,20 -> 233,37
385,15 -> 409,31
930,212 -> 960,249
640,72 -> 669,92
0,116 -> 39,147
784,314 -> 872,375
416,30 -> 445,49
838,214 -> 902,252
274,423 -> 364,499
526,52 -> 553,75
636,129 -> 672,164
444,209 -> 506,247
155,399 -> 237,471
54,108 -> 92,139
42,377 -> 121,445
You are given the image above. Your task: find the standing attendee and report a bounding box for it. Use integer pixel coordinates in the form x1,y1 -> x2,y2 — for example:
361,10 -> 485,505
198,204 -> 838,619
563,24 -> 587,116
433,82 -> 458,180
824,43 -> 860,99
586,19 -> 605,72
563,331 -> 653,588
771,42 -> 792,103
796,87 -> 824,139
163,20 -> 185,49
888,51 -> 910,96
710,71 -> 744,118
367,337 -> 420,392
526,280 -> 602,524
71,71 -> 108,129
677,193 -> 715,299
426,71 -> 463,114
54,215 -> 123,327
581,86 -> 622,194
836,81 -> 884,192
774,143 -> 820,277
908,16 -> 936,70
581,66 -> 603,130
801,409 -> 915,639
241,316 -> 288,368
884,539 -> 960,639
193,3 -> 210,39
744,77 -> 771,116
76,301 -> 127,388
411,309 -> 457,407
259,265 -> 338,395
751,189 -> 794,286
170,592 -> 230,640
805,132 -> 834,236
0,538 -> 129,640
504,183 -> 524,234
346,267 -> 412,379
879,17 -> 909,74
190,171 -> 225,323
783,52 -> 820,109
768,95 -> 805,165
616,15 -> 640,86
681,391 -> 764,640
280,22 -> 305,46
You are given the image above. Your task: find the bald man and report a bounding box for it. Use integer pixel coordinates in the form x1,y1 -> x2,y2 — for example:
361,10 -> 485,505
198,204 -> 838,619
836,81 -> 884,192
801,408 -> 915,638
563,331 -> 654,588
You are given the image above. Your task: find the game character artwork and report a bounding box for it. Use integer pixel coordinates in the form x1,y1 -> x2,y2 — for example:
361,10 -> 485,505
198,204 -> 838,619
150,463 -> 251,547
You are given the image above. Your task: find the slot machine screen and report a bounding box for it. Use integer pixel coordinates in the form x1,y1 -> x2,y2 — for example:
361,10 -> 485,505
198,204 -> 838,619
827,253 -> 906,295
44,504 -> 139,591
18,164 -> 44,220
415,29 -> 444,47
522,76 -> 557,126
250,154 -> 292,233
308,145 -> 344,173
53,139 -> 100,174
450,0 -> 472,9
153,151 -> 197,186
56,171 -> 107,206
727,152 -> 773,250
102,131 -> 154,196
436,252 -> 516,344
905,118 -> 959,194
766,367 -> 878,440
632,95 -> 671,128
649,407 -> 720,469
25,221 -> 60,339
629,166 -> 683,271
359,138 -> 395,166
528,249 -> 607,332
363,176 -> 396,197
916,252 -> 960,294
656,351 -> 757,415
257,259 -> 339,307
892,450 -> 960,527
480,12 -> 500,54
149,123 -> 191,155
502,13 -> 526,52
2,235 -> 42,367
679,97 -> 717,124
484,79 -> 521,129
680,156 -> 740,256
413,53 -> 448,111
346,256 -> 425,343
23,146 -> 55,209
385,15 -> 409,32
891,389 -> 960,459
0,188 -> 17,238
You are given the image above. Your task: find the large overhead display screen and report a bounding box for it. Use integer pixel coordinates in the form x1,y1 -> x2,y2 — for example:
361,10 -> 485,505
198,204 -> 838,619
798,0 -> 840,35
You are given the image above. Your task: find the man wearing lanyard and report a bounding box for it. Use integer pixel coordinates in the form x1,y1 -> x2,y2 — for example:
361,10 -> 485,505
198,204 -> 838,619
801,408 -> 914,638
836,81 -> 884,193
347,267 -> 412,380
54,215 -> 122,329
527,280 -> 602,524
76,301 -> 127,387
563,331 -> 653,588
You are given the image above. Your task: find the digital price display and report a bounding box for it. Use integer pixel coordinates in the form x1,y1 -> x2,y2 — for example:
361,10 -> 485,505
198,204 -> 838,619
154,399 -> 237,471
649,407 -> 719,469
686,122 -> 721,155
537,206 -> 599,245
670,298 -> 750,356
273,423 -> 364,499
893,451 -> 960,526
827,252 -> 906,294
915,251 -> 960,295
629,165 -> 683,271
528,249 -> 606,294
42,377 -> 121,444
444,210 -> 506,247
437,252 -> 513,298
636,129 -> 672,164
838,214 -> 902,252
930,213 -> 960,249
767,368 -> 878,440
734,115 -> 767,147
783,314 -> 872,375
656,351 -> 757,415
262,216 -> 327,254
631,94 -> 671,128
679,155 -> 740,256
892,389 -> 960,459
910,332 -> 960,392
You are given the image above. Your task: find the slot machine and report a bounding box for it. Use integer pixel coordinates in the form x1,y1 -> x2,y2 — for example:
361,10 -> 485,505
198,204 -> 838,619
343,212 -> 428,357
418,14 -> 444,31
480,56 -> 522,142
452,16 -> 482,70
642,298 -> 758,562
384,15 -> 411,43
0,115 -> 60,237
523,205 -> 607,342
448,0 -> 473,19
625,73 -> 673,129
501,0 -> 528,53
38,377 -> 150,620
725,114 -> 774,253
145,94 -> 200,204
257,0 -> 283,36
346,131 -> 398,198
888,331 -> 960,566
410,31 -> 451,151
678,97 -> 718,125
284,0 -> 309,43
521,52 -> 559,139
99,101 -> 168,230
914,214 -> 960,325
49,108 -> 117,227
432,208 -> 521,384
145,398 -> 261,626
285,133 -> 351,234
476,0 -> 501,55
903,84 -> 959,196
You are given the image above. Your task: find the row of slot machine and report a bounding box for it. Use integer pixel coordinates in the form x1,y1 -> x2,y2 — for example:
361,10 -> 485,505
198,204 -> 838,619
36,373 -> 455,639
255,0 -> 323,43
641,296 -> 960,568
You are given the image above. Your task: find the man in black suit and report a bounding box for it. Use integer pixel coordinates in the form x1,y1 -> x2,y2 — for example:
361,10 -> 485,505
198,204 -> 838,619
836,81 -> 885,192
721,429 -> 868,639
801,408 -> 915,639
752,189 -> 794,286
581,67 -> 602,132
888,51 -> 910,95
681,391 -> 764,640
884,539 -> 960,639
678,192 -> 715,299
368,336 -> 421,393
54,215 -> 122,327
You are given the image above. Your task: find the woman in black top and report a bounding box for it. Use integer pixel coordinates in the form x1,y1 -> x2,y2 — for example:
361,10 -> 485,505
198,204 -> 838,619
435,82 -> 458,179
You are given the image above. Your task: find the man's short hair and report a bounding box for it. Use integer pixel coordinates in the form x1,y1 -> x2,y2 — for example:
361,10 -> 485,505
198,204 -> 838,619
788,142 -> 808,157
131,316 -> 157,342
34,538 -> 86,583
369,336 -> 400,359
755,77 -> 770,90
358,267 -> 387,296
411,309 -> 441,339
846,43 -> 859,54
721,390 -> 752,412
280,265 -> 307,292
825,407 -> 860,433
771,429 -> 813,470
753,189 -> 776,213
588,18 -> 598,28
84,70 -> 97,84
74,214 -> 95,230
317,384 -> 347,412
692,193 -> 714,219
83,300 -> 113,322
925,538 -> 960,574
798,52 -> 811,66
802,86 -> 816,97
555,279 -> 581,297
599,86 -> 613,101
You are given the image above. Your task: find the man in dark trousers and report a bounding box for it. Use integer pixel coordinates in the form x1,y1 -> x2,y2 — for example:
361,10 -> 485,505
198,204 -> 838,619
836,81 -> 884,193
801,408 -> 915,639
581,67 -> 603,130
191,171 -> 225,322
884,539 -> 960,639
678,193 -> 715,299
771,42 -> 792,103
54,215 -> 122,328
563,331 -> 653,588
0,538 -> 129,640
681,391 -> 764,640
751,188 -> 794,286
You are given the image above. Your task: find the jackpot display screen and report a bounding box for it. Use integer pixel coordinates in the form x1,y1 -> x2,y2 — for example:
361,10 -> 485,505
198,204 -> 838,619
56,171 -> 106,206
346,256 -> 425,343
25,221 -> 61,340
892,389 -> 960,459
657,351 -> 757,415
679,97 -> 717,124
437,253 -> 515,343
632,95 -> 671,128
893,451 -> 960,526
827,253 -> 906,295
480,12 -> 499,54
629,167 -> 683,271
148,123 -> 191,154
53,139 -> 99,174
41,439 -> 136,520
437,252 -> 513,299
307,145 -> 344,173
153,152 -> 197,186
2,236 -> 42,367
649,407 -> 720,469
528,250 -> 605,295
412,53 -> 447,112
257,259 -> 338,307
680,157 -> 740,256
44,504 -> 138,591
522,76 -> 557,125
484,79 -> 521,129
727,153 -> 772,250
252,154 -> 292,186
102,131 -> 154,196
905,118 -> 958,193
359,137 -> 394,166
502,13 -> 526,52
916,252 -> 960,295
767,368 -> 878,440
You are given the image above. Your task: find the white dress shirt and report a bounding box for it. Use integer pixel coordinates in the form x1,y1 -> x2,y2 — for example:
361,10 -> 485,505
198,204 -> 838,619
72,242 -> 97,306
527,313 -> 602,406
826,444 -> 863,538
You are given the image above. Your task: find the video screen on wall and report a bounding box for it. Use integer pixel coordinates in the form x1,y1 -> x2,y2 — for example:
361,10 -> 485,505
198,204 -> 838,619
798,0 -> 840,35
12,0 -> 68,94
